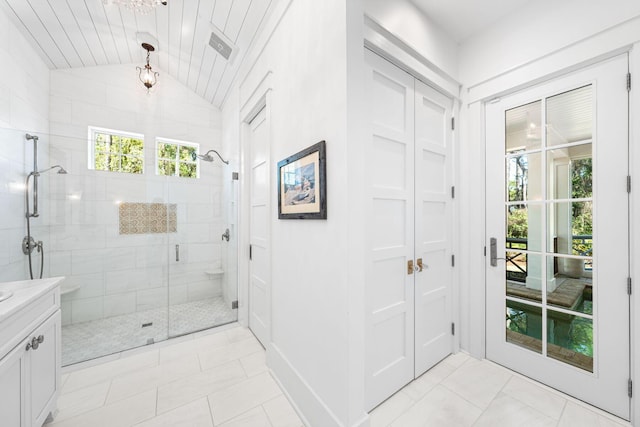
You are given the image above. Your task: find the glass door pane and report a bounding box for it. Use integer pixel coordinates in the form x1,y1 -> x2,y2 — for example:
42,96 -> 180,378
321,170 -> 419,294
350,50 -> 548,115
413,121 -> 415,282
503,85 -> 594,372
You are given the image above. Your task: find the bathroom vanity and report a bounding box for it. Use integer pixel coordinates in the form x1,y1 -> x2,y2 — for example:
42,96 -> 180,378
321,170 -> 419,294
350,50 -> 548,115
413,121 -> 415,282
0,277 -> 63,427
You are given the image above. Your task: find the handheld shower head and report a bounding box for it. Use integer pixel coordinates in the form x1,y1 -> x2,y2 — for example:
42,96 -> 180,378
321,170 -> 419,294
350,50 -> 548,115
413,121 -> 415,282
191,149 -> 229,165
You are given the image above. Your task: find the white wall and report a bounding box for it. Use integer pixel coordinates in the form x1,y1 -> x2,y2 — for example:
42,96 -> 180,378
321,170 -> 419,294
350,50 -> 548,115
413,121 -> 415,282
456,3 -> 640,423
459,0 -> 640,88
364,0 -> 458,81
48,64 -> 226,326
0,6 -> 50,282
225,0 -> 367,425
457,0 -> 640,357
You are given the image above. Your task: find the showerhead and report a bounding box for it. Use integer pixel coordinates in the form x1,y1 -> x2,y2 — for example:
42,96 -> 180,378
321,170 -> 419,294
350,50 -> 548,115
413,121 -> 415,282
25,133 -> 39,142
33,165 -> 68,176
191,149 -> 229,165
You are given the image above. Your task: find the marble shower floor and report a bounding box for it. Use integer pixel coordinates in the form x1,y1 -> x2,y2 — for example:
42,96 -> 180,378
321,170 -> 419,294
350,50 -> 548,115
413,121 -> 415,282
62,297 -> 236,366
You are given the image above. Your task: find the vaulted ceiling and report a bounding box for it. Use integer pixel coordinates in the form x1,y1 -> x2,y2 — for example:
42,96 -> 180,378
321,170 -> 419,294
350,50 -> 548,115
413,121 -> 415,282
0,0 -> 273,107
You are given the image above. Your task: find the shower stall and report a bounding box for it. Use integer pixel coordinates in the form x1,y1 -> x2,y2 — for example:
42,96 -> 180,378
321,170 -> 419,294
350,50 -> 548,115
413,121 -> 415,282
0,127 -> 239,366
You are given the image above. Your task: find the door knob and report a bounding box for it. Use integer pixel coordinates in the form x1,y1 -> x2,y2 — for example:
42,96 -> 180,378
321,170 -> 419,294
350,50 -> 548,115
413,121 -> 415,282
26,335 -> 44,351
416,258 -> 423,272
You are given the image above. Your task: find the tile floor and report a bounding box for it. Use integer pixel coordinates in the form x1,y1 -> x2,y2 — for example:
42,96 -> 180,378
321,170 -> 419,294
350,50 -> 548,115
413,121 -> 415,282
370,352 -> 631,427
62,297 -> 237,366
50,323 -> 632,427
49,324 -> 303,427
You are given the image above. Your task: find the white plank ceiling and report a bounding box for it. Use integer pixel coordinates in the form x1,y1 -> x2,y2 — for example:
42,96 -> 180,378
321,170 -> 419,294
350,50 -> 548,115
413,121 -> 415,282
0,0 -> 273,107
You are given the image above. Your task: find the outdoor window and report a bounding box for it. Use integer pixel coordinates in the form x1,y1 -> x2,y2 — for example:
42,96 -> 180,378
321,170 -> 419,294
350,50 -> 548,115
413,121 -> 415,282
89,127 -> 144,174
156,139 -> 199,179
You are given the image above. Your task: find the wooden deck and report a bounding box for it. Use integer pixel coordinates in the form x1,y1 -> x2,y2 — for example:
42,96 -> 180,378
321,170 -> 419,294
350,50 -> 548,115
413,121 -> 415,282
507,277 -> 589,311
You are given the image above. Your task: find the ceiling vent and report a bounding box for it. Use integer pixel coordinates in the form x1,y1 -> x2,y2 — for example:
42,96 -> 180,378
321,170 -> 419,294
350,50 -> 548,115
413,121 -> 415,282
208,24 -> 237,63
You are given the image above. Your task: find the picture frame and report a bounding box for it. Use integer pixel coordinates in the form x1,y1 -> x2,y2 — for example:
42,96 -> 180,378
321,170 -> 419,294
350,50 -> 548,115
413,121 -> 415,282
277,140 -> 327,219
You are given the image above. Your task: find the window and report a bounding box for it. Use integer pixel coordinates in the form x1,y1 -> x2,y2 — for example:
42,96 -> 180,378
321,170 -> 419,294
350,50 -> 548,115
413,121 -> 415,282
89,127 -> 144,174
156,139 -> 199,179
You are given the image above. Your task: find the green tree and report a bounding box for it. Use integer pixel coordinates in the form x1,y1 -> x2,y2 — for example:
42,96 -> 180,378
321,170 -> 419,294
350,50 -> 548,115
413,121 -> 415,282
507,207 -> 528,239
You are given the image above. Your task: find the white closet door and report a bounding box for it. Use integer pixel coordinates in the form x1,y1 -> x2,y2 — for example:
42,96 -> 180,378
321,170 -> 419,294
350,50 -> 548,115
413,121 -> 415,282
364,49 -> 416,410
249,107 -> 270,347
414,80 -> 454,376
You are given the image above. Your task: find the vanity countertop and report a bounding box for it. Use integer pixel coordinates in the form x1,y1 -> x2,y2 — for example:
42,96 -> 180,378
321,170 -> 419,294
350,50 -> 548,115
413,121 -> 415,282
0,277 -> 64,323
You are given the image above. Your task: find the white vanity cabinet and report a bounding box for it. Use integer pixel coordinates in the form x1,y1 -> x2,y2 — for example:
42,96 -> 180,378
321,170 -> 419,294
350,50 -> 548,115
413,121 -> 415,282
0,278 -> 62,427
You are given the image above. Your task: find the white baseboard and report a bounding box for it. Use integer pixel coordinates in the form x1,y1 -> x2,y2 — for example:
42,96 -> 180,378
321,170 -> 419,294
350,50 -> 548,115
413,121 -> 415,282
268,343 -> 370,427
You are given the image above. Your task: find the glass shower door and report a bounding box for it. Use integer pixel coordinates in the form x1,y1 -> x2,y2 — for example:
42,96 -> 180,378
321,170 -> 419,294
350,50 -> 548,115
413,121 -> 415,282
165,143 -> 237,338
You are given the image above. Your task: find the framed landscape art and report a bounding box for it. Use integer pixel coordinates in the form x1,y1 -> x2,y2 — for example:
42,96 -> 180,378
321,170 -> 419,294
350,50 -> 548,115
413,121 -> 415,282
277,140 -> 327,219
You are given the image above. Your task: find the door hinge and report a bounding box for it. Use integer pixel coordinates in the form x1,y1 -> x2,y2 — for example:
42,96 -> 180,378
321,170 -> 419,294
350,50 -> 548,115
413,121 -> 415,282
484,246 -> 487,256
629,378 -> 633,398
231,300 -> 238,309
451,186 -> 455,199
627,73 -> 632,92
451,117 -> 455,130
232,171 -> 239,180
249,244 -> 252,260
627,175 -> 631,193
628,277 -> 632,295
451,254 -> 455,267
451,323 -> 455,335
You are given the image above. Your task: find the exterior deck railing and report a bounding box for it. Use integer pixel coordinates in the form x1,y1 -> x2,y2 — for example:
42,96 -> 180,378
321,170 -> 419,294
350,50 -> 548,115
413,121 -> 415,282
506,235 -> 593,282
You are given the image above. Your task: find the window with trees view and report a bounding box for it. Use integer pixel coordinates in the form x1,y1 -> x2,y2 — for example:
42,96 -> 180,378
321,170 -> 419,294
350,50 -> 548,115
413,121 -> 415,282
156,139 -> 199,179
90,128 -> 144,174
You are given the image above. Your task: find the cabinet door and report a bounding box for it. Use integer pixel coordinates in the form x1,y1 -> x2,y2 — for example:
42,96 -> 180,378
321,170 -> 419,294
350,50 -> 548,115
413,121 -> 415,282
29,311 -> 60,427
0,339 -> 27,427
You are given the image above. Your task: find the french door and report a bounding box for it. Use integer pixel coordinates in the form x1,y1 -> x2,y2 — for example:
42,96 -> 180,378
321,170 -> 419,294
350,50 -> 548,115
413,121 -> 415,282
486,54 -> 630,419
364,49 -> 454,410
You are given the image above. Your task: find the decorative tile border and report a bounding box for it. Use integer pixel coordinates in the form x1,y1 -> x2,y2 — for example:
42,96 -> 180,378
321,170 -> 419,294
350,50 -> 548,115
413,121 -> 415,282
119,202 -> 177,234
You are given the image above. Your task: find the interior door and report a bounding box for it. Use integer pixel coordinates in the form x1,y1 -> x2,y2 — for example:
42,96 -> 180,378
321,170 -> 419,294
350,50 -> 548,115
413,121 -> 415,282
248,107 -> 270,347
364,49 -> 455,410
364,49 -> 416,410
414,80 -> 454,376
485,54 -> 630,419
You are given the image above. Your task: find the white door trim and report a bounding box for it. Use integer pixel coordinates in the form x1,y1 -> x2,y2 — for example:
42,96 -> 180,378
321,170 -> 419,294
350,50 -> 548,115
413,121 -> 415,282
239,72 -> 273,345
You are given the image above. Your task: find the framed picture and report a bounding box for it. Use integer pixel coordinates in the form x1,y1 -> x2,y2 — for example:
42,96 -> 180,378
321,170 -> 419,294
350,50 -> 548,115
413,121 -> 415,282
277,140 -> 327,219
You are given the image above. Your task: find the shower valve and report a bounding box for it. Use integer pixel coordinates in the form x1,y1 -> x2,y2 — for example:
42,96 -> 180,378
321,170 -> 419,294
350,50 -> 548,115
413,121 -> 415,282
22,236 -> 36,255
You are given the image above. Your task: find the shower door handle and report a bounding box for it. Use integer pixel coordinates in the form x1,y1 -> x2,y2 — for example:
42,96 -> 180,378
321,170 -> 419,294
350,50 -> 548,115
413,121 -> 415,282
175,244 -> 180,262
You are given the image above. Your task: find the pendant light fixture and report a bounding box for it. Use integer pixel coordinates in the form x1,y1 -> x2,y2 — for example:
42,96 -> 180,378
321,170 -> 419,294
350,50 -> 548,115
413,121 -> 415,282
137,43 -> 159,91
103,0 -> 167,15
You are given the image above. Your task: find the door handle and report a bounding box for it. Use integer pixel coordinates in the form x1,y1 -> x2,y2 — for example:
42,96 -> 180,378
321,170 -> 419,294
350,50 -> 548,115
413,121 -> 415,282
416,258 -> 423,272
490,238 -> 505,267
